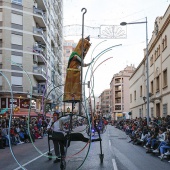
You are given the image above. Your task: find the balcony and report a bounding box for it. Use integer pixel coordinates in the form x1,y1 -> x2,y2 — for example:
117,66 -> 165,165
33,7 -> 47,27
115,85 -> 122,91
115,80 -> 121,84
32,84 -> 45,96
115,94 -> 121,98
33,45 -> 47,60
33,67 -> 47,81
33,27 -> 46,45
35,0 -> 47,11
115,99 -> 121,104
115,105 -> 121,110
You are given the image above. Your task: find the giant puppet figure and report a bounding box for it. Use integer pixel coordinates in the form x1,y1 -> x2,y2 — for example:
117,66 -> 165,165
63,36 -> 91,102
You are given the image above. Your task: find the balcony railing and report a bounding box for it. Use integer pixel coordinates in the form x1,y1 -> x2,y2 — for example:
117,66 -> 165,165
33,7 -> 47,24
33,45 -> 43,53
33,67 -> 47,81
33,27 -> 46,41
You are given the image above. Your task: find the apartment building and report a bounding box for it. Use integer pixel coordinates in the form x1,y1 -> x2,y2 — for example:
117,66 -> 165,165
99,89 -> 110,117
0,0 -> 63,117
110,65 -> 135,120
129,5 -> 170,118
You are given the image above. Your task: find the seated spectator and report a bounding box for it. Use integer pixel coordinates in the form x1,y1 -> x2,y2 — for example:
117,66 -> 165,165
132,128 -> 143,145
34,124 -> 42,139
10,125 -> 18,145
157,130 -> 170,160
152,128 -> 167,153
1,125 -> 9,146
144,127 -> 159,149
149,128 -> 166,150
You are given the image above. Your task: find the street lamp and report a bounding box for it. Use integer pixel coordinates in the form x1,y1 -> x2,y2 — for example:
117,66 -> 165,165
120,17 -> 150,125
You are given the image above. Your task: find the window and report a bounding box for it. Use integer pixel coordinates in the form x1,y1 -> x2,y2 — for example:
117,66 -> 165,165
151,107 -> 154,118
115,105 -> 121,110
139,108 -> 142,118
0,12 -> 2,21
0,54 -> 2,63
0,76 -> 2,86
155,50 -> 158,60
134,91 -> 136,100
11,76 -> 22,86
11,34 -> 22,45
12,0 -> 22,5
162,35 -> 167,51
163,69 -> 167,87
11,55 -> 22,65
165,35 -> 167,48
11,13 -> 23,25
162,39 -> 165,50
151,81 -> 154,94
140,86 -> 142,97
66,49 -> 70,54
150,55 -> 153,66
130,94 -> 132,103
156,76 -> 159,92
163,104 -> 167,117
158,45 -> 160,56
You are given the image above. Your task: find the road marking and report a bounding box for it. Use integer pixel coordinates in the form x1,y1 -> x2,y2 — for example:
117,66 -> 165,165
109,140 -> 111,146
112,159 -> 118,170
13,149 -> 54,170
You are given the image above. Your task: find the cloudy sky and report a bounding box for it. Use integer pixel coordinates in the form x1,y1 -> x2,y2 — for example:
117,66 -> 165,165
63,0 -> 170,96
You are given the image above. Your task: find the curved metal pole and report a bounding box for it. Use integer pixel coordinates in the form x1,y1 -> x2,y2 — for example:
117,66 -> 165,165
80,8 -> 87,115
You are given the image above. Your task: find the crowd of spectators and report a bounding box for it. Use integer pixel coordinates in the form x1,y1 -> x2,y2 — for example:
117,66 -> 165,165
0,116 -> 49,149
115,115 -> 170,163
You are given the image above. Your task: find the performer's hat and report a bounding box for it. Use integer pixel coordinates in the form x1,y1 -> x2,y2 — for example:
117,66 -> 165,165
85,35 -> 90,41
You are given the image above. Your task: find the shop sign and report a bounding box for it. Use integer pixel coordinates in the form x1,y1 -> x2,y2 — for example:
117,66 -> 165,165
20,99 -> 30,109
8,98 -> 19,108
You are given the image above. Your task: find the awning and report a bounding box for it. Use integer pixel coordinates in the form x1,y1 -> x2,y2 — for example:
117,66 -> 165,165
0,108 -> 8,114
117,113 -> 123,117
12,112 -> 52,118
13,112 -> 38,117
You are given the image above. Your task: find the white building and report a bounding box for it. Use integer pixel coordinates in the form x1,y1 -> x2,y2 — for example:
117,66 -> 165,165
130,5 -> 170,119
0,0 -> 63,117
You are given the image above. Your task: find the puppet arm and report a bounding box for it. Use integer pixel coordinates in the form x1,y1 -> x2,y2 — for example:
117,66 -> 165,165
75,55 -> 91,67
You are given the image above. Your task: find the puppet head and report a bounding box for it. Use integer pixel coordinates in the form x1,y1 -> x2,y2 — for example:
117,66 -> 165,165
74,36 -> 91,58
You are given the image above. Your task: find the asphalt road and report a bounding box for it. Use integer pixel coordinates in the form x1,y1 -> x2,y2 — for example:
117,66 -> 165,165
0,125 -> 170,170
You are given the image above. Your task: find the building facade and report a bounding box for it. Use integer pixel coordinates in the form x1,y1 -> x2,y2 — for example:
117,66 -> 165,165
129,5 -> 170,119
110,65 -> 135,120
0,0 -> 63,117
99,89 -> 110,118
